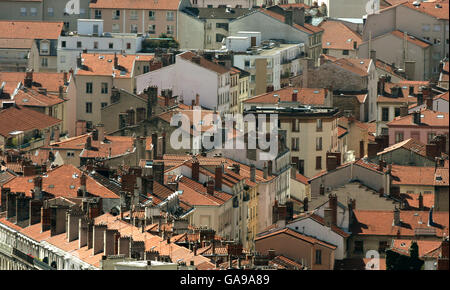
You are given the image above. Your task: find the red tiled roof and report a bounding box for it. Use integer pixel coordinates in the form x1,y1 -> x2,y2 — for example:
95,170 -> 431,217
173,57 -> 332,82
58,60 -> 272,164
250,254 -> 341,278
90,0 -> 180,10
337,126 -> 348,138
320,20 -> 362,51
77,53 -> 153,78
293,172 -> 309,185
387,109 -> 449,127
390,30 -> 431,48
270,255 -> 304,270
3,89 -> 65,108
391,165 -> 436,186
243,87 -> 327,105
2,164 -> 119,199
177,176 -> 232,206
434,91 -> 449,102
434,166 -> 449,186
375,59 -> 406,80
258,9 -> 323,34
400,192 -> 434,210
0,106 -> 61,138
391,239 -> 443,257
351,210 -> 449,237
377,138 -> 428,158
403,1 -> 449,20
178,51 -> 229,74
256,227 -> 337,249
0,72 -> 68,93
0,21 -> 63,40
331,58 -> 371,77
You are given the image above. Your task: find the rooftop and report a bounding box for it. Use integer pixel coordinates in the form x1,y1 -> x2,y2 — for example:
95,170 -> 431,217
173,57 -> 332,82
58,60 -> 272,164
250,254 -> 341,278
256,227 -> 337,250
391,165 -> 436,186
178,51 -> 229,74
387,109 -> 449,127
243,87 -> 327,106
0,20 -> 63,40
377,138 -> 428,158
319,20 -> 362,51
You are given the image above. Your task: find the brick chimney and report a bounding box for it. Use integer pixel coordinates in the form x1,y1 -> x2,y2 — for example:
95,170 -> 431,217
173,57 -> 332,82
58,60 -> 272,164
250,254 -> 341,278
96,124 -> 105,142
192,159 -> 200,182
328,193 -> 337,226
326,154 -> 339,172
426,143 -> 440,159
215,166 -> 222,191
24,69 -> 33,88
393,207 -> 401,226
34,176 -> 43,199
41,206 -> 51,232
438,237 -> 449,270
195,94 -> 200,106
268,249 -> 276,260
80,173 -> 87,197
425,97 -> 433,110
93,224 -> 107,255
206,178 -> 215,195
114,52 -> 118,69
292,89 -> 298,102
324,207 -> 333,227
58,85 -> 64,100
418,193 -> 424,210
53,126 -> 60,143
250,164 -> 256,182
263,163 -> 268,179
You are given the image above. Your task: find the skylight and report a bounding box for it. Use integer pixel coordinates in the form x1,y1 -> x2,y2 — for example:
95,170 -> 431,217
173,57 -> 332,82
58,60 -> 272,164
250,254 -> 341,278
437,115 -> 444,118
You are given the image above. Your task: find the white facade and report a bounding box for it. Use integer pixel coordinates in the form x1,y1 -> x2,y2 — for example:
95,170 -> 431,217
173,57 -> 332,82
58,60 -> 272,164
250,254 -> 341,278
135,53 -> 231,113
77,19 -> 104,35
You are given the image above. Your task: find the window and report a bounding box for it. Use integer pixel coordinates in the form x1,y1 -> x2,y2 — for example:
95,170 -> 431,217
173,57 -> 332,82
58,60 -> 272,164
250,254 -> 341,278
86,102 -> 92,113
143,65 -> 150,73
41,57 -> 48,67
101,83 -> 108,94
148,24 -> 156,34
354,241 -> 364,253
60,55 -> 66,63
291,138 -> 299,151
166,25 -> 173,34
126,43 -> 131,49
166,11 -> 174,21
48,7 -> 54,17
112,24 -> 120,33
428,132 -> 436,143
381,128 -> 389,136
61,41 -> 66,48
131,24 -> 138,33
315,250 -> 322,265
216,34 -> 225,43
395,131 -> 404,143
382,107 -> 389,121
342,50 -> 349,55
292,119 -> 299,132
322,48 -> 328,54
149,11 -> 155,20
30,7 -> 37,16
394,107 -> 400,117
316,137 -> 322,151
94,9 -> 102,19
101,102 -> 108,108
433,25 -> 441,32
40,41 -> 50,54
109,42 -> 113,49
64,22 -> 70,29
113,10 -> 120,20
86,82 -> 93,94
216,23 -> 229,31
77,41 -> 82,48
316,156 -> 322,170
80,8 -> 85,15
93,41 -> 98,49
66,152 -> 75,158
130,10 -> 138,20
20,8 -> 27,16
422,24 -> 430,32
316,119 -> 322,131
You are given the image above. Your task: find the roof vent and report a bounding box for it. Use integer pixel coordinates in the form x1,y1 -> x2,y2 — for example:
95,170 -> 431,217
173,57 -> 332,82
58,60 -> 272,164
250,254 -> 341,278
435,4 -> 442,8
48,184 -> 55,188
413,1 -> 420,7
437,115 -> 444,119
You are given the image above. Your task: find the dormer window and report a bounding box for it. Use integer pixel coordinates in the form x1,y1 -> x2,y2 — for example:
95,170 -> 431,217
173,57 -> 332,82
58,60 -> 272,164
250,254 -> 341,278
40,40 -> 50,55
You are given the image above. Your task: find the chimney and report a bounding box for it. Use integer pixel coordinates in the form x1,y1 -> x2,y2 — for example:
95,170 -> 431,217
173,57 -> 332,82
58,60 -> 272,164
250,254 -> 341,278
284,10 -> 293,26
93,224 -> 107,255
303,197 -> 309,212
58,85 -> 64,100
53,126 -> 60,143
96,124 -> 105,142
34,176 -> 43,200
151,133 -> 158,159
292,89 -> 298,102
263,163 -> 268,179
63,72 -> 68,84
378,159 -> 386,171
24,69 -> 33,88
425,143 -> 440,159
67,209 -> 82,242
292,7 -> 305,26
192,55 -> 201,65
370,50 -> 376,63
192,159 -> 200,181
399,105 -> 408,117
85,136 -> 92,149
232,164 -> 240,175
268,249 -> 276,260
80,173 -> 87,197
78,218 -> 88,248
328,193 -> 337,226
324,207 -> 333,227
418,193 -> 424,210
114,52 -> 118,69
215,166 -> 222,190
268,161 -> 273,176
41,206 -> 51,232
195,94 -> 200,106
409,86 -> 414,96
326,153 -> 339,172
104,229 -> 119,256
441,237 -> 449,259
118,236 -> 131,257
206,178 -> 215,195
425,96 -> 433,110
412,112 -> 421,125
29,200 -> 42,226
393,207 -> 401,226
43,129 -> 51,147
250,164 -> 256,182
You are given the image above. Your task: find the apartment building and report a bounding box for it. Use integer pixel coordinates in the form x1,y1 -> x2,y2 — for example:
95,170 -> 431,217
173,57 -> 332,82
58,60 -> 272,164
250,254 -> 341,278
189,0 -> 257,8
362,1 -> 449,79
229,7 -> 323,64
136,51 -> 231,114
0,21 -> 64,72
244,104 -> 339,179
89,0 -> 190,37
0,0 -> 91,31
232,38 -> 304,96
319,20 -> 362,59
74,52 -> 153,129
0,39 -> 39,72
177,6 -> 255,49
57,19 -> 145,72
0,70 -> 76,137
359,30 -> 432,80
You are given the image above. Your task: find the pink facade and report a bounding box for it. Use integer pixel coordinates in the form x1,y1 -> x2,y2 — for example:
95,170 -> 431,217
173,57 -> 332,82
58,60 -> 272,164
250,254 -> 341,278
388,125 -> 449,146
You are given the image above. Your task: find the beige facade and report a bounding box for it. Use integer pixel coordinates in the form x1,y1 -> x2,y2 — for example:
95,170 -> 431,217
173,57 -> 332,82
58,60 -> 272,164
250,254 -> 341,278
338,117 -> 369,161
237,71 -> 250,115
0,40 -> 38,72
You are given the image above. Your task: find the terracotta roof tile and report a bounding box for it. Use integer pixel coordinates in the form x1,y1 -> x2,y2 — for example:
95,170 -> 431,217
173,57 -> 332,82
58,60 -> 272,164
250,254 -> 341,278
391,30 -> 431,48
391,165 -> 436,186
256,227 -> 337,249
320,20 -> 362,51
0,72 -> 68,93
403,1 -> 449,20
391,239 -> 443,257
387,109 -> 449,127
0,106 -> 61,138
178,51 -> 229,74
0,21 -> 63,40
377,138 -> 428,158
243,87 -> 327,105
400,192 -> 434,210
